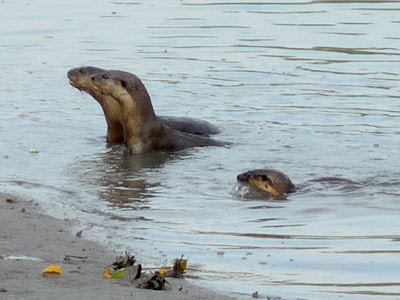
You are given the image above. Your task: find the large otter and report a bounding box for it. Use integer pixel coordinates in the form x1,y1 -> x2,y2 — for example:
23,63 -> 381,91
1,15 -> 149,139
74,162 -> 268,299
67,67 -> 220,143
90,70 -> 229,154
236,169 -> 296,197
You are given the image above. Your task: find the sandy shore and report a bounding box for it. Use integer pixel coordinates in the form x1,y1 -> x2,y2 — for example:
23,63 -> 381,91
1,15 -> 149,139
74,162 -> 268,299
0,192 -> 238,300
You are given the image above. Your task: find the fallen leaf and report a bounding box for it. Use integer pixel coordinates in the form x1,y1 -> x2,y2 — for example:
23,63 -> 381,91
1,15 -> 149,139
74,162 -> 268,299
103,268 -> 112,278
159,267 -> 172,276
111,268 -> 126,278
42,264 -> 63,275
177,258 -> 187,271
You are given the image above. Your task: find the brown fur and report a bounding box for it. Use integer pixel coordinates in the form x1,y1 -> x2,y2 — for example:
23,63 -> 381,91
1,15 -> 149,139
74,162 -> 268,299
91,70 -> 229,154
68,66 -> 221,143
237,169 -> 296,196
67,67 -> 124,143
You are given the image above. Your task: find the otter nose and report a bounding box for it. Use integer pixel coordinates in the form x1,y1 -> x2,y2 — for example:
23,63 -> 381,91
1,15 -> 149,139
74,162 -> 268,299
237,172 -> 249,182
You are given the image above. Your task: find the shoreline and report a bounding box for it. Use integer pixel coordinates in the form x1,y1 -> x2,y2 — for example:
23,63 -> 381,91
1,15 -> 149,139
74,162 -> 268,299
0,192 -> 237,300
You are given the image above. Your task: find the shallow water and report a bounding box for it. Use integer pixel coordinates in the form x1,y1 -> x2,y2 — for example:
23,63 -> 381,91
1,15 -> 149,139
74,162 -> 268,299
1,0 -> 400,299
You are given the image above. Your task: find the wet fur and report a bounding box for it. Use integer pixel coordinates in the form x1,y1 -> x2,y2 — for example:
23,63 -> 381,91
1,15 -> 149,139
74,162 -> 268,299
91,70 -> 229,154
237,169 -> 296,196
68,66 -> 124,143
68,66 -> 220,143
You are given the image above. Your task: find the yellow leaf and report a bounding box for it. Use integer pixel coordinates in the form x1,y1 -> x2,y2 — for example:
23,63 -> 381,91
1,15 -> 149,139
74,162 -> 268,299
42,264 -> 63,275
159,267 -> 172,276
103,268 -> 112,278
177,259 -> 187,270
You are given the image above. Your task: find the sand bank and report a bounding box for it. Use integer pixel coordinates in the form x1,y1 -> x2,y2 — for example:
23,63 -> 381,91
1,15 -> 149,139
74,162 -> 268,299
0,193 -> 237,300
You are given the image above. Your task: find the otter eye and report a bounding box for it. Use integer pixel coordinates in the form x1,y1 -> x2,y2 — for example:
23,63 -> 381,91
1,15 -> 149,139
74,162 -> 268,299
102,74 -> 109,80
121,80 -> 128,89
261,175 -> 268,181
79,67 -> 84,73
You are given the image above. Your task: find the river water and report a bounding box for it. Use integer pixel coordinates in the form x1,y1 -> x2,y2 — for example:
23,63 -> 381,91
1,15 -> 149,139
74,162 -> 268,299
1,0 -> 400,299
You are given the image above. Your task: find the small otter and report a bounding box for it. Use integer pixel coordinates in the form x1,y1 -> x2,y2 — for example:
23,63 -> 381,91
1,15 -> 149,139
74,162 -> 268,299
237,169 -> 296,197
90,70 -> 229,154
68,66 -> 220,143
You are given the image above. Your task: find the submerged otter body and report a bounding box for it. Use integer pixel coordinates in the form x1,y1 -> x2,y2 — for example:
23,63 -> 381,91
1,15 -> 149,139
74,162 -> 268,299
237,169 -> 296,197
67,66 -> 220,143
90,70 -> 229,154
236,169 -> 362,199
160,116 -> 220,136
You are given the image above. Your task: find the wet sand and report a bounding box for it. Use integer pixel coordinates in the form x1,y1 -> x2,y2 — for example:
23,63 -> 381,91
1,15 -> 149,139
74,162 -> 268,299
0,192 -> 237,300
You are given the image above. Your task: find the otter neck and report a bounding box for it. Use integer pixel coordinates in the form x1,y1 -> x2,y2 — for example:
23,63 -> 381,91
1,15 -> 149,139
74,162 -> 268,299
99,95 -> 124,143
79,83 -> 124,143
116,89 -> 162,152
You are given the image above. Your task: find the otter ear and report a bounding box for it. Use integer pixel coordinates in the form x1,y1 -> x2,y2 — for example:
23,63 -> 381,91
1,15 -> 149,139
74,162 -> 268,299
120,80 -> 128,89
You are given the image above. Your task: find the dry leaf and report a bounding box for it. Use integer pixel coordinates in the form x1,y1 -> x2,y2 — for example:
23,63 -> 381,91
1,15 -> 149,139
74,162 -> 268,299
42,264 -> 63,275
103,268 -> 112,278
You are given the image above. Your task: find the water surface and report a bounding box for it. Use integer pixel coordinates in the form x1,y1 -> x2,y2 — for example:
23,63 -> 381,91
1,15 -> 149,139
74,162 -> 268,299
1,0 -> 400,299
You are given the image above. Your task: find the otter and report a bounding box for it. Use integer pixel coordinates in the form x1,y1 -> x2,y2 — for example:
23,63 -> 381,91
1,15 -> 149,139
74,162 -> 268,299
236,169 -> 296,197
67,67 -> 220,143
236,170 -> 361,199
90,70 -> 229,154
68,66 -> 124,143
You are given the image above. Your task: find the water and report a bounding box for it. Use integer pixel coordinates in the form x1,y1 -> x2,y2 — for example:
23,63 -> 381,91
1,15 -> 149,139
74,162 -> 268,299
1,0 -> 400,299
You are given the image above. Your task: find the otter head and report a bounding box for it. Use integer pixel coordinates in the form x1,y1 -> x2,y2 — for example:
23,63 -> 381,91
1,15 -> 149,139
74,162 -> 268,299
67,66 -> 105,92
92,71 -> 123,97
237,169 -> 296,196
91,70 -> 156,119
90,70 -> 147,101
